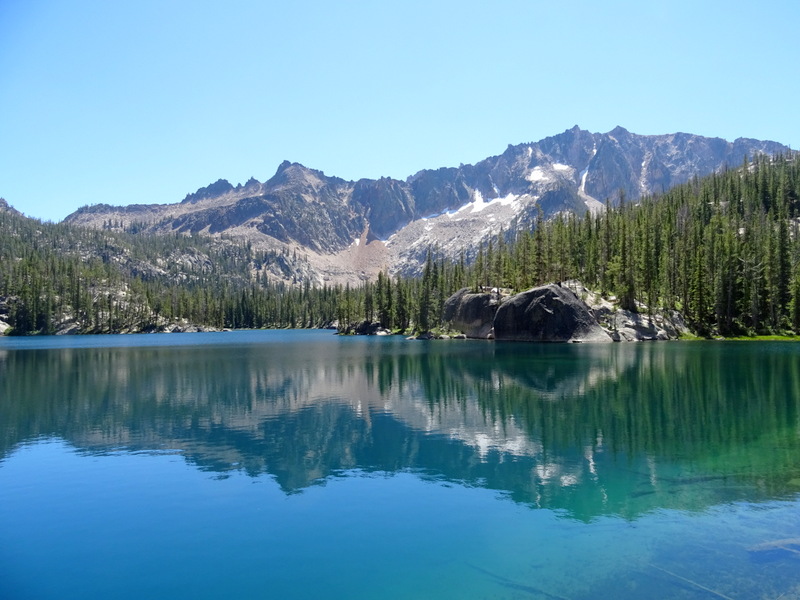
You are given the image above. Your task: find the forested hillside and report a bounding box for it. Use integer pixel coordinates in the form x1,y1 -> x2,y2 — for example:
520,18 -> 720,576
1,153 -> 799,337
0,206 -> 340,334
404,153 -> 800,337
512,153 -> 800,336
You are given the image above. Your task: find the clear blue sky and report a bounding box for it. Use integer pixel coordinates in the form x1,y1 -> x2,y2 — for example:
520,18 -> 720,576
1,0 -> 797,222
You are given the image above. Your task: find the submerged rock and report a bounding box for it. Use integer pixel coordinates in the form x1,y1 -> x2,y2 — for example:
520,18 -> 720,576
493,284 -> 612,343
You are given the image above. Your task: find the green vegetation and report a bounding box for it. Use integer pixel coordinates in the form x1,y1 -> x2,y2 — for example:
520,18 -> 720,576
0,211 -> 342,334
489,153 -> 800,337
722,334 -> 799,341
1,153 -> 799,336
371,152 -> 800,338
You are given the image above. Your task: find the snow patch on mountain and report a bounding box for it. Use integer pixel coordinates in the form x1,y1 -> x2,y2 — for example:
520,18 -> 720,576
450,190 -> 521,216
578,143 -> 603,214
527,166 -> 550,182
640,150 -> 652,195
579,166 -> 590,193
385,189 -> 531,274
527,162 -> 575,185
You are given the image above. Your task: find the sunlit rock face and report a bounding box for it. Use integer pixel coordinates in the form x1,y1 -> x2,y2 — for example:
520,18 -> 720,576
64,128 -> 790,283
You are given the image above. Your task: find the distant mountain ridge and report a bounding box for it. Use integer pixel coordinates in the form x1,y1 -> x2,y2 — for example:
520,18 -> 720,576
64,126 -> 792,283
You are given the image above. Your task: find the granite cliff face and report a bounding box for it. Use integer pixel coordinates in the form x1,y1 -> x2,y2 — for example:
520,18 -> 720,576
64,127 -> 791,284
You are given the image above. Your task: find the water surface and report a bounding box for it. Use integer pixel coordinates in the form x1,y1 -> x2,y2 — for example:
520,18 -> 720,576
1,331 -> 799,599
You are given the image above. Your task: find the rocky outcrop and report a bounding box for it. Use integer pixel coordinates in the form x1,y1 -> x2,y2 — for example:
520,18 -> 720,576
442,288 -> 499,339
0,198 -> 22,216
182,179 -> 235,204
603,309 -> 689,341
564,280 -> 689,341
338,320 -> 392,336
0,295 -> 12,334
443,282 -> 687,343
493,284 -> 612,343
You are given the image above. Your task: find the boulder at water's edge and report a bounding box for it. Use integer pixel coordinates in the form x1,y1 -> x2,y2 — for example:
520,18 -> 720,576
493,284 -> 612,343
442,288 -> 498,339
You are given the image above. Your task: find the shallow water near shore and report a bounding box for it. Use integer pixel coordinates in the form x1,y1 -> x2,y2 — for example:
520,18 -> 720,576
2,330 -> 800,599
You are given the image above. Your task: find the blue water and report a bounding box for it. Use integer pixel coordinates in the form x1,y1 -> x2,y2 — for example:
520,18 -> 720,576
1,331 -> 799,599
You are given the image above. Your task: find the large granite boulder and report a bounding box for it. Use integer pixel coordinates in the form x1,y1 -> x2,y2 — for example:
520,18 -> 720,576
493,284 -> 612,343
442,288 -> 498,339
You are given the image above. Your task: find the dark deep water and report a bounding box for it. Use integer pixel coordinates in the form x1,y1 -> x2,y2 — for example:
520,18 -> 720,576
1,330 -> 799,599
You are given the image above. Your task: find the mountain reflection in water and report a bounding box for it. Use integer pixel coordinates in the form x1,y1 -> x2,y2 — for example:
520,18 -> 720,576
2,332 -> 799,521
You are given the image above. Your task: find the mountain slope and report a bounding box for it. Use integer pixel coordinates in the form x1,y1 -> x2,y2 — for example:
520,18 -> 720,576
64,126 -> 792,283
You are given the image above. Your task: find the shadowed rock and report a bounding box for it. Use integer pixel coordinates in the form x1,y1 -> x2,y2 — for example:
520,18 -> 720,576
493,284 -> 612,343
442,288 -> 499,339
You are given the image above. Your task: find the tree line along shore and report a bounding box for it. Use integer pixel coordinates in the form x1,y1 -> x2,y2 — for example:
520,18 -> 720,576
1,154 -> 799,339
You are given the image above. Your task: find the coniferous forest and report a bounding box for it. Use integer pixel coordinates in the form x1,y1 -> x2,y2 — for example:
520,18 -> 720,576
1,153 -> 799,337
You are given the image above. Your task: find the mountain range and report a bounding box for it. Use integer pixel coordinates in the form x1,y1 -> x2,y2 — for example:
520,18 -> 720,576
63,126 -> 791,285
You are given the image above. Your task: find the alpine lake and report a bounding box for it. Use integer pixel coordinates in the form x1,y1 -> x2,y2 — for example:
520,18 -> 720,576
1,330 -> 800,600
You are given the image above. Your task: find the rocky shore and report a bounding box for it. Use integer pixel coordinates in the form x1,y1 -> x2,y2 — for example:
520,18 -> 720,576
441,281 -> 688,343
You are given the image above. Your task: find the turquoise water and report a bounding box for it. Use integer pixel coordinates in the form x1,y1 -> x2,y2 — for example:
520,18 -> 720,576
1,331 -> 799,599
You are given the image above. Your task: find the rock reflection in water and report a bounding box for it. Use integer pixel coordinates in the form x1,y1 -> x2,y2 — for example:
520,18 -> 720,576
1,333 -> 799,520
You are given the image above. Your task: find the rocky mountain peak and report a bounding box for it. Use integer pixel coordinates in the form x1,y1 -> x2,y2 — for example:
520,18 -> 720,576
609,125 -> 630,137
61,127 -> 794,285
266,160 -> 344,194
242,177 -> 261,190
182,179 -> 235,204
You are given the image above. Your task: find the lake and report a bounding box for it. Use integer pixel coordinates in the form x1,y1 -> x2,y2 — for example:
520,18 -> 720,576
1,330 -> 799,599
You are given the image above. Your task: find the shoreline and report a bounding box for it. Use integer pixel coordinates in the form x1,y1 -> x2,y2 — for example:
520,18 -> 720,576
2,322 -> 799,342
